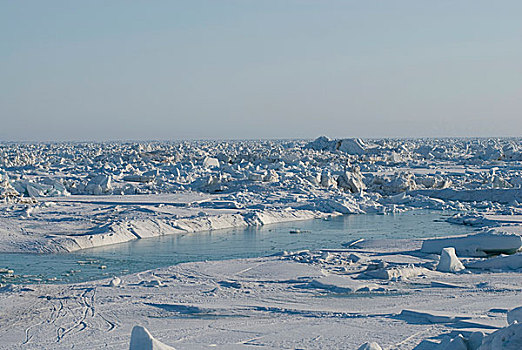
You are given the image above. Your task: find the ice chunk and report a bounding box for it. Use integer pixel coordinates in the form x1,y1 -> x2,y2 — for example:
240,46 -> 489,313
478,322 -> 522,350
467,253 -> 522,271
507,306 -> 522,325
109,277 -> 121,287
468,332 -> 485,350
436,247 -> 465,273
129,325 -> 176,350
337,138 -> 373,155
337,168 -> 366,193
439,334 -> 467,350
306,136 -> 333,151
0,172 -> 19,199
85,175 -> 113,195
421,230 -> 522,257
202,157 -> 220,168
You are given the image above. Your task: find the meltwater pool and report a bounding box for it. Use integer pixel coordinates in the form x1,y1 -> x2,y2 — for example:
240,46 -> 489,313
0,211 -> 476,284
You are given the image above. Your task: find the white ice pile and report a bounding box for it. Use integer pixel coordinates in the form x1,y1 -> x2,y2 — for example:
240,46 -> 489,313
0,138 -> 520,206
0,137 -> 520,252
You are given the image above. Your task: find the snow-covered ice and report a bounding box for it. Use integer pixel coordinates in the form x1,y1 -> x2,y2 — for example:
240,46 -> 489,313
0,137 -> 521,349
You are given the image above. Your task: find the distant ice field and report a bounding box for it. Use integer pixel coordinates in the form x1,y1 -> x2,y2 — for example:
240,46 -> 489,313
0,210 -> 475,284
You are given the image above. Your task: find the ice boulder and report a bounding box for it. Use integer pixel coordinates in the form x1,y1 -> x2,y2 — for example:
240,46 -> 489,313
12,179 -> 69,197
507,306 -> 522,325
202,157 -> 220,168
357,342 -> 382,350
337,167 -> 366,193
85,175 -> 113,195
0,173 -> 19,199
436,247 -> 465,273
478,322 -> 522,350
306,136 -> 334,151
109,277 -> 121,287
421,230 -> 522,257
320,170 -> 337,188
438,334 -> 468,350
306,137 -> 378,155
468,332 -> 485,350
337,138 -> 374,155
129,325 -> 176,350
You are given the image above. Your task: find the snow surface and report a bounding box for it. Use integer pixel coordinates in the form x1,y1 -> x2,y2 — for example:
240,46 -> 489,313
0,137 -> 521,349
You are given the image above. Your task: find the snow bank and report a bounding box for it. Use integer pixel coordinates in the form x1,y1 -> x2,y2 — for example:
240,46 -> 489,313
52,210 -> 326,252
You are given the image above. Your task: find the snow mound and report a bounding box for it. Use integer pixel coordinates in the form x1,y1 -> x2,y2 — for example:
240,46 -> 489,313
129,325 -> 176,350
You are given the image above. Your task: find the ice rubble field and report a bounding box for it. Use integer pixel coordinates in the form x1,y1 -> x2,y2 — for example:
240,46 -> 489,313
0,137 -> 521,349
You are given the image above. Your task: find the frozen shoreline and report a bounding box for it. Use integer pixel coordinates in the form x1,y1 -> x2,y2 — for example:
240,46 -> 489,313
0,193 -> 334,254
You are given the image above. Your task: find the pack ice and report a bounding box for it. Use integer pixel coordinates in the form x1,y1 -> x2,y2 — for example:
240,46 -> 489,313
0,137 -> 521,349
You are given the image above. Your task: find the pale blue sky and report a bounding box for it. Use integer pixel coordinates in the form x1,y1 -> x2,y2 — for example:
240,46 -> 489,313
1,1 -> 521,141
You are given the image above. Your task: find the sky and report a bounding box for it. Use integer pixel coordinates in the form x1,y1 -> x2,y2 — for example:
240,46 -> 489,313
1,1 -> 521,141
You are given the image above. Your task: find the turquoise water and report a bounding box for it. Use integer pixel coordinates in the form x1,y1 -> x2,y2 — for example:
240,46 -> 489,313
0,211 -> 476,285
